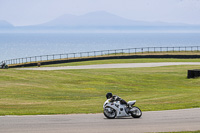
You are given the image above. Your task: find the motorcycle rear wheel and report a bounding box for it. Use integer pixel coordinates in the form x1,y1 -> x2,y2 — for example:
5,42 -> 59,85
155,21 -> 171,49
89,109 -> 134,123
131,106 -> 142,118
103,107 -> 117,119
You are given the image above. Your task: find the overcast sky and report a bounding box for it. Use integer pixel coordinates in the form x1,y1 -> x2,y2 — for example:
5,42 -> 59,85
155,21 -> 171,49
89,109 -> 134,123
0,0 -> 200,26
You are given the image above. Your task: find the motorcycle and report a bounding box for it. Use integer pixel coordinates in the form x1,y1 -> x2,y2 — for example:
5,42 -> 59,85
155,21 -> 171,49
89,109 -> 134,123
0,62 -> 8,69
103,99 -> 142,119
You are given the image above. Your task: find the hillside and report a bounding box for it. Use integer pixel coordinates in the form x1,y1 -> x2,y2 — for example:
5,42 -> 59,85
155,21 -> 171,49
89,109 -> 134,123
38,11 -> 187,27
0,20 -> 14,28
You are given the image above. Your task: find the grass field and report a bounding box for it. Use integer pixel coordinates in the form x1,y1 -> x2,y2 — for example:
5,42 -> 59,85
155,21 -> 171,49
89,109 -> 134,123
158,131 -> 200,133
0,58 -> 200,115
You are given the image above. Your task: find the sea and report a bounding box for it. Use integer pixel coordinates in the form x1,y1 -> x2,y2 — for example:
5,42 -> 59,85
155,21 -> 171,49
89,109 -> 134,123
0,32 -> 200,61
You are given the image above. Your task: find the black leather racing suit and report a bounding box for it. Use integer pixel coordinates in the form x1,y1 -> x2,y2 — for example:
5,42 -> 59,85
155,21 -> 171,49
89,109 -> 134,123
110,95 -> 127,105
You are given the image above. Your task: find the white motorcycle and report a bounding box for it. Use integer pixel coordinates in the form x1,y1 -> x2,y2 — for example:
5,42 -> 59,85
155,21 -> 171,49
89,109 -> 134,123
103,99 -> 142,119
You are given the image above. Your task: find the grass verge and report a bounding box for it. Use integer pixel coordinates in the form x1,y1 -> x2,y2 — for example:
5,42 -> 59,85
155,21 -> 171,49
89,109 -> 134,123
40,58 -> 200,67
0,59 -> 200,115
157,131 -> 200,133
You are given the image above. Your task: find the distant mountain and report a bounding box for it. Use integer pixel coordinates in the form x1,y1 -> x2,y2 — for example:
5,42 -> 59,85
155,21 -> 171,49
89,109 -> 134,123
1,11 -> 199,33
0,20 -> 14,28
38,11 -> 187,27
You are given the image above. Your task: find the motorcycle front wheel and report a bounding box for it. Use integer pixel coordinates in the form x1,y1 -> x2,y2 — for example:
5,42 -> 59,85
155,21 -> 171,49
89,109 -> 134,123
131,106 -> 142,118
103,107 -> 117,119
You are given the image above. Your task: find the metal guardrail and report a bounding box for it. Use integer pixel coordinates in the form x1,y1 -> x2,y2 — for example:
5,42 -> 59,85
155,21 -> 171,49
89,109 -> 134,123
1,46 -> 200,65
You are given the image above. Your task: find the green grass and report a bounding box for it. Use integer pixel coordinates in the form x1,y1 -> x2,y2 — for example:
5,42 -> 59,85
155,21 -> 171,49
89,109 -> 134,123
40,58 -> 200,67
157,131 -> 200,133
1,58 -> 200,115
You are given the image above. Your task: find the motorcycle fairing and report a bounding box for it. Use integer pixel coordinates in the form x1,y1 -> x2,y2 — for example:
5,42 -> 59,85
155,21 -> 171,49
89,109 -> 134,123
127,100 -> 136,107
104,101 -> 129,117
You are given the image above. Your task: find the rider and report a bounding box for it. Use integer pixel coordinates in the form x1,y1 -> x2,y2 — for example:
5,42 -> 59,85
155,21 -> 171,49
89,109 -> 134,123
106,92 -> 127,106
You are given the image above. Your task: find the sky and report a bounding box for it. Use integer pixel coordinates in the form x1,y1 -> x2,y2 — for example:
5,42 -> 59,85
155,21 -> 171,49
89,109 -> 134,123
0,0 -> 200,26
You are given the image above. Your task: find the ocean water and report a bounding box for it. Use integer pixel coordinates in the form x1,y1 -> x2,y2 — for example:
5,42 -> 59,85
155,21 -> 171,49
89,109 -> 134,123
0,33 -> 200,61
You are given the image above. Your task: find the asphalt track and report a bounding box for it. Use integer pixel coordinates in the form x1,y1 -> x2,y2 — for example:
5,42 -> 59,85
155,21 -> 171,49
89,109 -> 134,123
1,108 -> 200,133
18,62 -> 200,70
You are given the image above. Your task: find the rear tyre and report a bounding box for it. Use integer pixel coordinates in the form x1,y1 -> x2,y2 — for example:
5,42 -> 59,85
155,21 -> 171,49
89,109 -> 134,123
103,107 -> 117,119
131,106 -> 142,118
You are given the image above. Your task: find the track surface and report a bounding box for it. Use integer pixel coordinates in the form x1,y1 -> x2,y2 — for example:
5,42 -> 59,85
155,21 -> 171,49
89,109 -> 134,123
1,108 -> 200,133
18,62 -> 200,70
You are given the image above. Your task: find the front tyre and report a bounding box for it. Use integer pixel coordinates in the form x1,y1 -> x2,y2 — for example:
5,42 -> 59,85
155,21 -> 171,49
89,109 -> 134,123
103,107 -> 117,119
131,106 -> 142,118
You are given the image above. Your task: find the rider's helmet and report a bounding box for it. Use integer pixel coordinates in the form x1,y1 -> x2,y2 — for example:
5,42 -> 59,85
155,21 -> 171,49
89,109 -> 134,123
106,92 -> 113,99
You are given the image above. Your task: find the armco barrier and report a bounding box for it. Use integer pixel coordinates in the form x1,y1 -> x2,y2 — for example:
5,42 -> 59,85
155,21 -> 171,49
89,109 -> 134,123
1,46 -> 200,68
